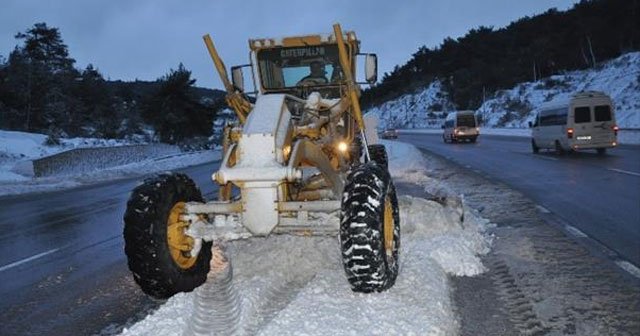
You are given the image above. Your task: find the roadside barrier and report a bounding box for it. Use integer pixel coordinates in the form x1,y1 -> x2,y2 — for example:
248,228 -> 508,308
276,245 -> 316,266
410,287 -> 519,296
32,144 -> 180,177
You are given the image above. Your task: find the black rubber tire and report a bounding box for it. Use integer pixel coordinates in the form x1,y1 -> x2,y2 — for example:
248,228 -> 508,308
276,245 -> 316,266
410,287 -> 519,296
123,173 -> 212,299
368,144 -> 388,171
470,137 -> 477,143
597,148 -> 606,155
443,135 -> 448,143
531,139 -> 539,154
340,162 -> 400,293
555,140 -> 565,155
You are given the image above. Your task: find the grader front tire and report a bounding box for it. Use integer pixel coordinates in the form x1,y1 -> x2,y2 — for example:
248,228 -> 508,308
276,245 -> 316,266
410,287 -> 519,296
367,144 -> 389,171
340,163 -> 400,293
123,173 -> 212,299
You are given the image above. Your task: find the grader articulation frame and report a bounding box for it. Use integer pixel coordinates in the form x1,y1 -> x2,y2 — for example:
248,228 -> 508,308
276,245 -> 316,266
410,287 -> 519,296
123,24 -> 400,299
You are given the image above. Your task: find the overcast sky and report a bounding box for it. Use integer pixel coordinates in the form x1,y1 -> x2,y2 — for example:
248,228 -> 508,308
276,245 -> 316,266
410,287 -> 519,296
0,0 -> 579,90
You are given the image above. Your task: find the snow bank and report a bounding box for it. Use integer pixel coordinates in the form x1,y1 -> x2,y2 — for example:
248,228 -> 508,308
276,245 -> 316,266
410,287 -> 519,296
119,141 -> 492,336
0,130 -> 141,183
0,129 -> 220,196
0,130 -> 136,160
0,150 -> 220,197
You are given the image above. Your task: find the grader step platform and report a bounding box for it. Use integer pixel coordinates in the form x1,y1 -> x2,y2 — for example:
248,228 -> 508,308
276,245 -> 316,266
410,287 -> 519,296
123,24 -> 400,299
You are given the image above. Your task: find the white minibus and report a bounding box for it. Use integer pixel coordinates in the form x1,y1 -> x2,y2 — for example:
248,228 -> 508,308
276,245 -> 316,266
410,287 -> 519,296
442,111 -> 479,143
530,91 -> 618,155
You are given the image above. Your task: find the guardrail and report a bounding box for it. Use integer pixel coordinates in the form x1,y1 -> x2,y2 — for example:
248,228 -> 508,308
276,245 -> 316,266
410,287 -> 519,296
397,127 -> 640,145
32,144 -> 180,177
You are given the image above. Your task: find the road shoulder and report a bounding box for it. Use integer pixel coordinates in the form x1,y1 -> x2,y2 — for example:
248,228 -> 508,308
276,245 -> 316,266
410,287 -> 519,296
416,147 -> 640,335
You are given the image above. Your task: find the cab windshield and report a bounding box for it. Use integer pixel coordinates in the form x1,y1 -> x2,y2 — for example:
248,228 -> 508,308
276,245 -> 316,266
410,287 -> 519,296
257,45 -> 345,90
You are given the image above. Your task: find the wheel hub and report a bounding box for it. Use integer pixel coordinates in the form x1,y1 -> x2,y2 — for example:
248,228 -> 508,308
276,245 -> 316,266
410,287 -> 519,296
383,197 -> 394,256
167,202 -> 197,269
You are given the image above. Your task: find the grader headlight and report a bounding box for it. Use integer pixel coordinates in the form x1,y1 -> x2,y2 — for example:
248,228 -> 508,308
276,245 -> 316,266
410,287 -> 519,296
336,141 -> 349,153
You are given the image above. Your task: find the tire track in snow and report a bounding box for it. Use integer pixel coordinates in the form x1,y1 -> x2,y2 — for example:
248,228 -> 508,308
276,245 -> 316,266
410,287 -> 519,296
240,278 -> 310,335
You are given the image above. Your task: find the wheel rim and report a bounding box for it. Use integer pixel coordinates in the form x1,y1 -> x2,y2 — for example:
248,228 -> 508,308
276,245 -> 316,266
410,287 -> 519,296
167,202 -> 196,269
383,196 -> 395,257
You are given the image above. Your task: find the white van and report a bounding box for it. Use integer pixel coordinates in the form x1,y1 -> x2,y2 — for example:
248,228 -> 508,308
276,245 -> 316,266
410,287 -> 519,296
443,110 -> 479,143
530,91 -> 618,155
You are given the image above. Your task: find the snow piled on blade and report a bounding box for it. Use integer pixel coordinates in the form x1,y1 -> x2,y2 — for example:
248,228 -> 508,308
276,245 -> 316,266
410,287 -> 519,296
118,141 -> 492,336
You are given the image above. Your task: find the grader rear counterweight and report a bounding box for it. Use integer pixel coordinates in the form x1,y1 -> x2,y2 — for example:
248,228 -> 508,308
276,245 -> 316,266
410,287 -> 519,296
122,24 -> 400,298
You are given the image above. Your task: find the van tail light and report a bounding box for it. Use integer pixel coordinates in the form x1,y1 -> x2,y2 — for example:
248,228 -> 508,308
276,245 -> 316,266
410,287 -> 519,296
567,128 -> 574,139
612,125 -> 619,136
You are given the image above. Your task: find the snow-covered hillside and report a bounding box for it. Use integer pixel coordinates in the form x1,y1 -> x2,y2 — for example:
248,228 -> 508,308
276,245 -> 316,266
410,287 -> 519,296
366,81 -> 456,130
478,52 -> 640,128
366,52 -> 640,130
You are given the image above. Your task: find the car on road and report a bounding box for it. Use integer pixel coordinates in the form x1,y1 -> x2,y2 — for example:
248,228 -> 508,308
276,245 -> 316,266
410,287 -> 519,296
442,110 -> 479,143
381,128 -> 398,139
529,91 -> 618,155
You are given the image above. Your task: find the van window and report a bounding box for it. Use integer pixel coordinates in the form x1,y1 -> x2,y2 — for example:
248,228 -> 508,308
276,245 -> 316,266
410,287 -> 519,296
574,107 -> 591,123
445,120 -> 454,128
539,108 -> 567,126
457,114 -> 476,127
594,105 -> 612,122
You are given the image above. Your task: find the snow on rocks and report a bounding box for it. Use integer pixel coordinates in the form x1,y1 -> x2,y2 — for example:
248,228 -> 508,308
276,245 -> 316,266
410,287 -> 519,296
118,141 -> 492,336
366,52 -> 640,142
477,52 -> 640,129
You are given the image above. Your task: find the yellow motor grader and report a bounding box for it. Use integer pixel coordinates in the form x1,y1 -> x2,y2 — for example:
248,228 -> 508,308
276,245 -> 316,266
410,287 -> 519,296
123,24 -> 400,298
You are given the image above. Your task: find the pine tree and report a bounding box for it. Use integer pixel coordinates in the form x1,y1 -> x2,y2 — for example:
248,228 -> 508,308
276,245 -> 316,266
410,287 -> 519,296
142,64 -> 214,143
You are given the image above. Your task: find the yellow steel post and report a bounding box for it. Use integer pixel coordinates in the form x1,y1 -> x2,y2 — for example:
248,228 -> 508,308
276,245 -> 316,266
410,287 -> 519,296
203,34 -> 251,124
332,24 -> 364,131
333,24 -> 370,161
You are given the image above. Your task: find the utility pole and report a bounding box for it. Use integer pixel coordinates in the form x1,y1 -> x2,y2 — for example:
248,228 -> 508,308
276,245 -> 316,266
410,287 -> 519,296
586,35 -> 596,67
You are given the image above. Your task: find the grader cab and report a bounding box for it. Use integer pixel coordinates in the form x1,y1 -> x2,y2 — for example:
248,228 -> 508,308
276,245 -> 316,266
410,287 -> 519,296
123,24 -> 400,299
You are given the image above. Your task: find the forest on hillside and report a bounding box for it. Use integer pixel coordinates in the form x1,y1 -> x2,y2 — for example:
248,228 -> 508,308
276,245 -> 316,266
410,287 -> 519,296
362,0 -> 640,110
0,23 -> 225,144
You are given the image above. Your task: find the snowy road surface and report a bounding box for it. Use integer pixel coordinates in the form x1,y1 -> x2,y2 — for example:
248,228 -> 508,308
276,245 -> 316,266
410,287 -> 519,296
0,160 -> 221,335
119,141 -> 492,335
399,133 -> 640,267
1,139 -> 638,335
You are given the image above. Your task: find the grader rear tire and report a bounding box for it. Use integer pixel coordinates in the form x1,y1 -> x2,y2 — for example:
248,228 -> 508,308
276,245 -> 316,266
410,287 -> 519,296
340,162 -> 400,293
123,173 -> 212,299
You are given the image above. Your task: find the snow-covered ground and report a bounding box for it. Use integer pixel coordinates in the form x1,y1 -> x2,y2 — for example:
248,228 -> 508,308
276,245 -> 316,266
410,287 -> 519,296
366,52 -> 640,132
0,130 -> 220,197
119,140 -> 494,336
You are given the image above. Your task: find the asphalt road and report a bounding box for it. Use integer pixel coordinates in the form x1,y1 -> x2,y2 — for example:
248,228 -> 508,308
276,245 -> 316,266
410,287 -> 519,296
398,133 -> 640,266
0,160 -> 220,335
